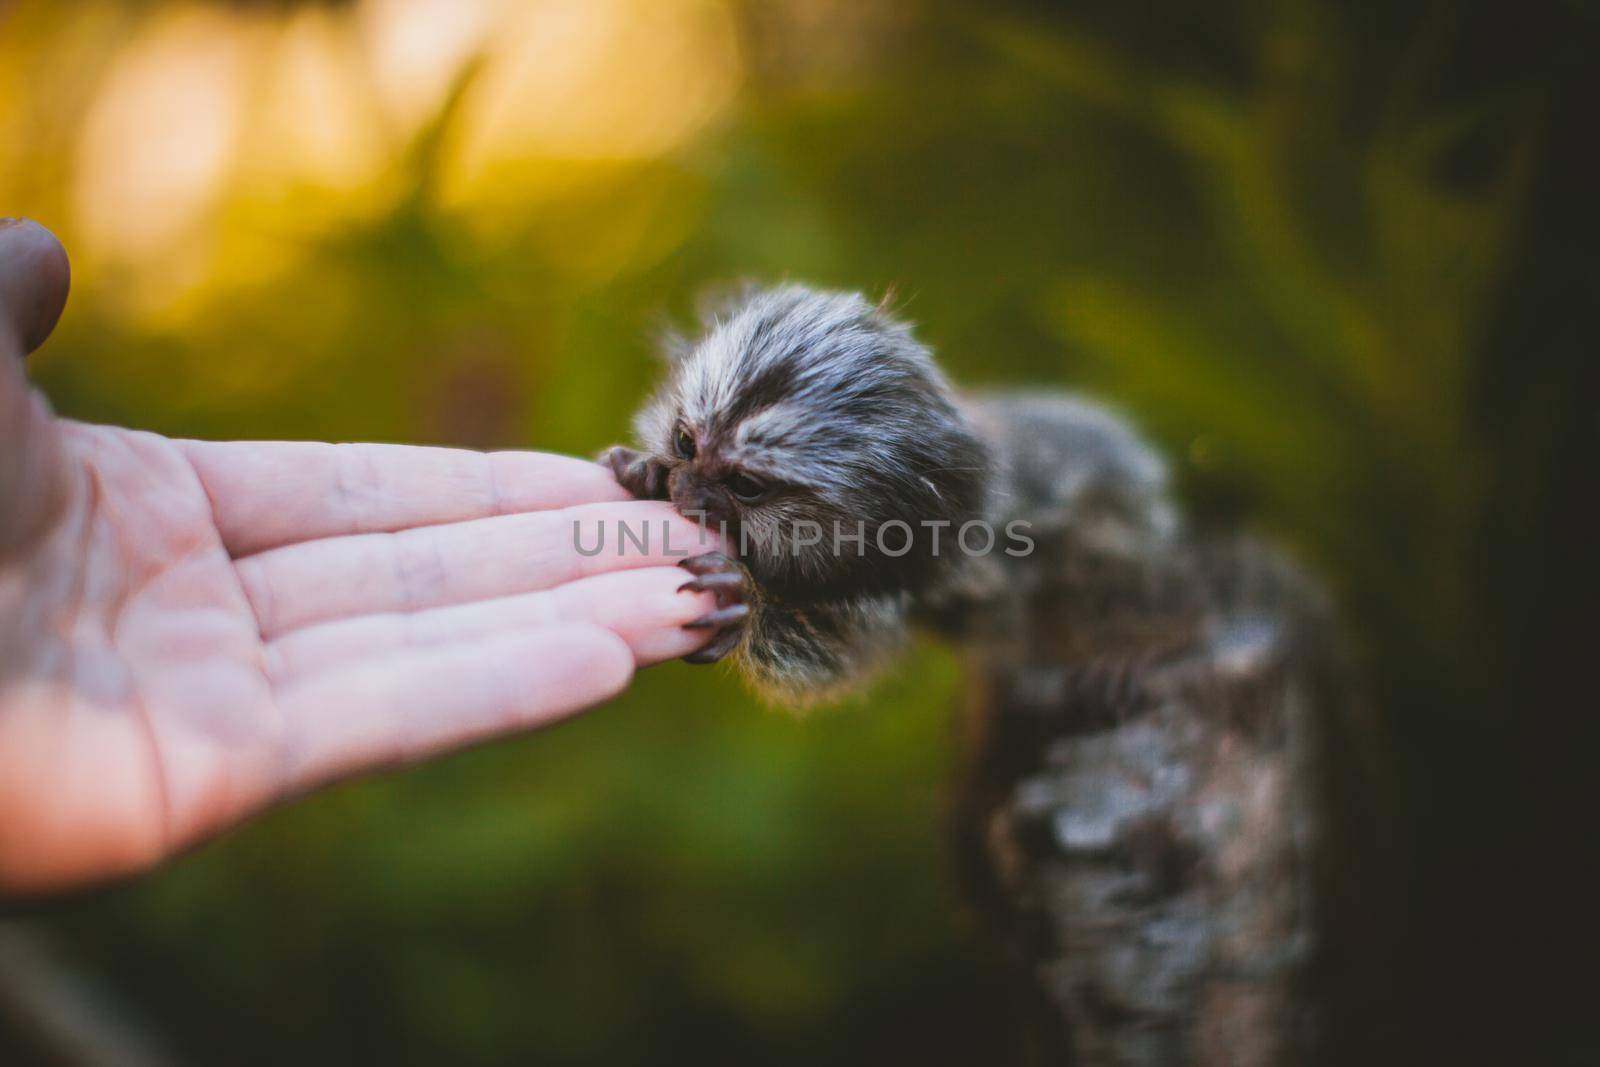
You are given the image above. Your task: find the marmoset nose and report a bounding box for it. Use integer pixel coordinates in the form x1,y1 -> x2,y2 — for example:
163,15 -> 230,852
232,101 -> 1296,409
669,469 -> 721,521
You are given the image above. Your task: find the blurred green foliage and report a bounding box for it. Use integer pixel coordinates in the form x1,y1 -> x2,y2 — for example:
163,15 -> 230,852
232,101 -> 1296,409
3,0 -> 1595,1063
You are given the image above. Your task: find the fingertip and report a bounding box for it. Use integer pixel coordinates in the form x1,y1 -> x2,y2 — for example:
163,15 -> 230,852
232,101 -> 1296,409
487,448 -> 633,510
520,624 -> 635,713
547,567 -> 720,666
565,499 -> 734,575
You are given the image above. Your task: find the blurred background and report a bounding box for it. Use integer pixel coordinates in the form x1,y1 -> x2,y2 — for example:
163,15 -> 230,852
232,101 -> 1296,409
1,0 -> 1594,1063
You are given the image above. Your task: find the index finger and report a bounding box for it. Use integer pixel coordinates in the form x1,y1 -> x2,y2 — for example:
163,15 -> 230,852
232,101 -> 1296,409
180,440 -> 631,557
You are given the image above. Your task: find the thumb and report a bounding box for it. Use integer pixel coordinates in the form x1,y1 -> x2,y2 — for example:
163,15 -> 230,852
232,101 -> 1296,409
0,219 -> 71,559
0,218 -> 71,358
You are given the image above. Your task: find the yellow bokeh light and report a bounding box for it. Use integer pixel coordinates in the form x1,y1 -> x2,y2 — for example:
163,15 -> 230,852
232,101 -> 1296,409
359,0 -> 503,135
42,0 -> 744,314
443,0 -> 742,204
72,7 -> 253,261
248,7 -> 388,195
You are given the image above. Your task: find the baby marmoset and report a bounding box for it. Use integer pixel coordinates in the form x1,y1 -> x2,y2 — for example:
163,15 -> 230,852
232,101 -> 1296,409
602,284 -> 1181,703
604,284 -> 1358,1063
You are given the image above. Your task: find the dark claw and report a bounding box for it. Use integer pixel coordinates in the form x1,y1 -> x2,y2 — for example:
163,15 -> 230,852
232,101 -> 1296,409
599,445 -> 669,500
685,603 -> 749,630
678,572 -> 745,596
677,551 -> 739,577
676,551 -> 751,665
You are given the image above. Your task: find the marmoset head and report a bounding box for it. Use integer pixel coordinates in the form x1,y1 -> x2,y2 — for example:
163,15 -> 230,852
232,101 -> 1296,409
635,284 -> 989,597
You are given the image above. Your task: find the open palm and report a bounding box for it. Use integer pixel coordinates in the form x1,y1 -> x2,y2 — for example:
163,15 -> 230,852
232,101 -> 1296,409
0,221 -> 718,895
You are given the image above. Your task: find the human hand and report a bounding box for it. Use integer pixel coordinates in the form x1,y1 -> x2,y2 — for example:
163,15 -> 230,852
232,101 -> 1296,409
0,219 -> 722,896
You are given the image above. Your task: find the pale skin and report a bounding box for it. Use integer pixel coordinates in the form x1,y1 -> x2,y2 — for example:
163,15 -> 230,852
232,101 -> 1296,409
0,219 -> 722,897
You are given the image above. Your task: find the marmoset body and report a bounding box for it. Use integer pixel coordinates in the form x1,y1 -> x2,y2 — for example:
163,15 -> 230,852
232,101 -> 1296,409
603,285 -> 1356,1064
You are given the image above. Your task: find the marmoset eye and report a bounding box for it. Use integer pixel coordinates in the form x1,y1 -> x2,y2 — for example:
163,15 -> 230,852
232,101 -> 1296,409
674,425 -> 696,460
725,472 -> 767,502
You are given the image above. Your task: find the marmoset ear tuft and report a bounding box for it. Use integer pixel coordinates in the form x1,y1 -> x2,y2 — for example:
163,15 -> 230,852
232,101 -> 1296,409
875,284 -> 903,316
